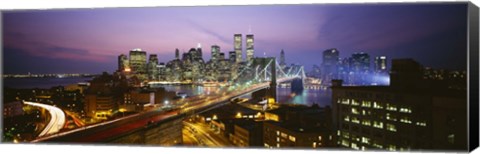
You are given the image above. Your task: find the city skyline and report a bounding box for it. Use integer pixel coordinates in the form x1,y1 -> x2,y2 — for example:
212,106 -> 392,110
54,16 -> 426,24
3,4 -> 467,74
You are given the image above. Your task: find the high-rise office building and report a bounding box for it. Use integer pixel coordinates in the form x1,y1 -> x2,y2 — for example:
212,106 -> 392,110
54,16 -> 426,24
322,48 -> 340,83
331,59 -> 467,151
175,48 -> 180,60
374,56 -> 387,74
351,52 -> 370,73
118,54 -> 129,72
280,49 -> 286,68
234,34 -> 242,63
246,34 -> 254,63
219,53 -> 225,60
129,48 -> 147,76
229,51 -> 237,63
148,54 -> 159,80
211,45 -> 221,62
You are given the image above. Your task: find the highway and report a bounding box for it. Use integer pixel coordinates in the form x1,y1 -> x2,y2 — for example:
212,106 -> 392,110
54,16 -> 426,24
23,101 -> 66,137
33,77 -> 298,142
183,121 -> 233,147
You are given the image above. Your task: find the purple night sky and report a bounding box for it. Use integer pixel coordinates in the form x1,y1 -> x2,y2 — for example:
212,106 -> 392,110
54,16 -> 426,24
3,3 -> 467,74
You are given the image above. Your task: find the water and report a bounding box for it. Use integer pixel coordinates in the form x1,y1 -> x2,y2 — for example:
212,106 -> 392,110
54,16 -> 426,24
161,85 -> 221,96
3,77 -> 93,89
277,86 -> 332,107
160,85 -> 332,107
3,77 -> 333,107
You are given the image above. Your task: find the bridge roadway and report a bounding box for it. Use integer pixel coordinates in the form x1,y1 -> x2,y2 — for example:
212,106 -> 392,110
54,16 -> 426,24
33,77 -> 298,143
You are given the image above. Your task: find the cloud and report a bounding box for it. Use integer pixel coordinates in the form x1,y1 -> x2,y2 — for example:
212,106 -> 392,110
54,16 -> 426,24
186,19 -> 231,44
316,5 -> 464,52
3,31 -> 111,63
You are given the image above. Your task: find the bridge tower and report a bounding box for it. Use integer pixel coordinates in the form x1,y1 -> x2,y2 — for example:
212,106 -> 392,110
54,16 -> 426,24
267,57 -> 277,103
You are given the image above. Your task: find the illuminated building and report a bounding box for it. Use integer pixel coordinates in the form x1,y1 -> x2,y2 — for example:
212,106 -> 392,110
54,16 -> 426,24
349,52 -> 371,85
263,105 -> 335,148
321,48 -> 340,84
219,52 -> 226,60
280,49 -> 286,69
175,48 -> 180,60
234,34 -> 242,63
211,45 -> 221,62
84,72 -> 128,119
351,52 -> 370,73
148,54 -> 159,80
332,59 -> 467,151
229,51 -> 237,63
85,94 -> 114,120
246,34 -> 254,63
230,120 -> 263,147
374,56 -> 387,74
129,48 -> 148,80
118,54 -> 129,72
3,101 -> 24,118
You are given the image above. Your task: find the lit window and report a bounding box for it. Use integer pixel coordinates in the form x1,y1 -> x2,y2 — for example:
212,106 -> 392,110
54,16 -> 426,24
342,132 -> 350,139
388,145 -> 396,151
416,121 -> 427,127
313,142 -> 317,148
373,102 -> 383,109
386,113 -> 397,121
373,121 -> 384,129
318,136 -> 322,141
448,134 -> 455,144
351,142 -> 359,150
276,131 -> 280,136
361,137 -> 370,144
351,117 -> 360,124
289,136 -> 296,142
386,124 -> 397,132
361,101 -> 371,108
281,133 -> 288,138
341,139 -> 350,147
373,143 -> 383,149
362,119 -> 371,126
344,115 -> 350,122
351,100 -> 360,106
341,99 -> 350,105
386,103 -> 397,111
399,107 -> 412,113
400,117 -> 412,124
351,108 -> 359,114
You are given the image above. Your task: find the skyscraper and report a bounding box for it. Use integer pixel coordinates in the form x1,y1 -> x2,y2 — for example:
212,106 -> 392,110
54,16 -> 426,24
234,34 -> 242,63
280,49 -> 286,68
118,54 -> 129,72
246,34 -> 254,63
175,48 -> 180,60
229,51 -> 237,63
321,48 -> 340,82
351,52 -> 370,73
211,45 -> 220,62
148,54 -> 159,80
374,56 -> 387,74
219,53 -> 225,60
129,48 -> 147,76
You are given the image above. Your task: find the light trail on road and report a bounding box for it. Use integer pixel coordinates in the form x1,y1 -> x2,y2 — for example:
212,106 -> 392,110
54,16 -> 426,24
24,101 -> 66,137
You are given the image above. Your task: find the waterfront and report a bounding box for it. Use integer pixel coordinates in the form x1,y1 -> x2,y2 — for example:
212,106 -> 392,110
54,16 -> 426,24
157,85 -> 332,107
3,77 -> 93,89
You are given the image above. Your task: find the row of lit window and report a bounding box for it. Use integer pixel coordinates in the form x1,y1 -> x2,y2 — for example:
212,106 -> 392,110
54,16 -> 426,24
276,131 -> 296,142
344,116 -> 383,129
339,98 -> 412,114
338,131 -> 409,152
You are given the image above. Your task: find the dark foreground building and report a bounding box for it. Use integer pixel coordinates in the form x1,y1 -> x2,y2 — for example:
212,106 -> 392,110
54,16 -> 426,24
332,59 -> 467,151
